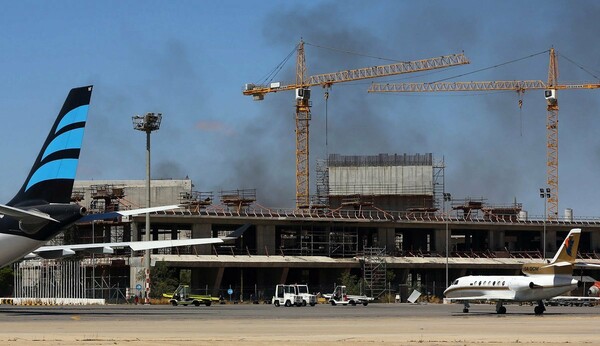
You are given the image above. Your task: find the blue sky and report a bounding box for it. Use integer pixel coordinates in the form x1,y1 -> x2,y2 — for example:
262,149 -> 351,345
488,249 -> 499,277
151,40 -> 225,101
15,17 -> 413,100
1,1 -> 600,217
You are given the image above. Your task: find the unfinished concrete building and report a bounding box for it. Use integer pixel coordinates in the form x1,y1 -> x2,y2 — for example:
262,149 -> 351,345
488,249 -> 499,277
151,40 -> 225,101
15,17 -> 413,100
316,153 -> 444,212
17,158 -> 600,303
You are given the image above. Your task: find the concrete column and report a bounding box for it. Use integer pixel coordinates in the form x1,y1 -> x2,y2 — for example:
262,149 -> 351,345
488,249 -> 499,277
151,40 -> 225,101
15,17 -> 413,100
212,267 -> 225,296
192,223 -> 212,255
546,229 -> 557,254
131,221 -> 140,241
256,224 -> 276,255
377,227 -> 396,252
490,230 -> 505,252
398,269 -> 409,302
488,229 -> 495,251
499,230 -> 506,250
591,231 -> 600,252
279,267 -> 289,284
434,228 -> 446,255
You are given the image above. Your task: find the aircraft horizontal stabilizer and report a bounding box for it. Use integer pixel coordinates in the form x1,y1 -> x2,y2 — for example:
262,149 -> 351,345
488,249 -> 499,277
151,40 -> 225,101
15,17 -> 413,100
78,205 -> 182,222
574,263 -> 600,269
0,204 -> 58,223
222,224 -> 251,240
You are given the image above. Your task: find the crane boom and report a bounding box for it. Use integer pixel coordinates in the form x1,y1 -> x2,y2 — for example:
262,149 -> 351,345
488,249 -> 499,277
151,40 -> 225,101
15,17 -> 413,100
368,80 -> 600,92
244,53 -> 469,98
368,48 -> 600,219
243,40 -> 470,208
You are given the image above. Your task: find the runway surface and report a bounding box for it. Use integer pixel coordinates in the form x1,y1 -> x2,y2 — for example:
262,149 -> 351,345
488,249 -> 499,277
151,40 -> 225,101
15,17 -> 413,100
0,303 -> 599,345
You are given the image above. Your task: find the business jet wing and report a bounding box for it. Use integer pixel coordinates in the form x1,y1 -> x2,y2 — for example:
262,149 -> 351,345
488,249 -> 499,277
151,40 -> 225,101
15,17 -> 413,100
574,262 -> 600,269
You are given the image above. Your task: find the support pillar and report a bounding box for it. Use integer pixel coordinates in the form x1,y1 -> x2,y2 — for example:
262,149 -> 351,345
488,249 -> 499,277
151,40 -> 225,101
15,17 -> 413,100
212,267 -> 224,297
434,228 -> 446,255
192,223 -> 212,255
546,229 -> 557,254
591,231 -> 600,252
279,267 -> 289,284
377,227 -> 395,251
256,224 -> 276,255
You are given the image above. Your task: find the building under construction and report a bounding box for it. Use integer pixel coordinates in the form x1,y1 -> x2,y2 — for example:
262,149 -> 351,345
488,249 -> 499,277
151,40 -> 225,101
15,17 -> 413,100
16,153 -> 600,303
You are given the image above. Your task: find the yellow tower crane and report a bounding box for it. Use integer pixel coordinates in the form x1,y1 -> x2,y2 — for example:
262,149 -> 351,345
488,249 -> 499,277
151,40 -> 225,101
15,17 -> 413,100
368,48 -> 600,218
243,40 -> 470,208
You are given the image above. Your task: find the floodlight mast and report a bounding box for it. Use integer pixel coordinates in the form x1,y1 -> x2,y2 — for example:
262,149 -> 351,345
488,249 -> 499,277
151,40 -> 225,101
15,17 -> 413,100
132,112 -> 162,304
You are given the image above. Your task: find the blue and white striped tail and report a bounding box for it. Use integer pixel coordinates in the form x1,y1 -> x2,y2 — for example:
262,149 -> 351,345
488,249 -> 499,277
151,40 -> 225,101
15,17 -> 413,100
9,86 -> 93,206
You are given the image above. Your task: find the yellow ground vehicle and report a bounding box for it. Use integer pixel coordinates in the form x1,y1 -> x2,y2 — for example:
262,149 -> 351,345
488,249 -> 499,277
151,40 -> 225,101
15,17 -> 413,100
163,285 -> 219,307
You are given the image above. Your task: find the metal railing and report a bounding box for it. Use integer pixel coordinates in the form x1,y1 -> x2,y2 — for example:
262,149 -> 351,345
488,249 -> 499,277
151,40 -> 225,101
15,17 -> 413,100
154,206 -> 600,225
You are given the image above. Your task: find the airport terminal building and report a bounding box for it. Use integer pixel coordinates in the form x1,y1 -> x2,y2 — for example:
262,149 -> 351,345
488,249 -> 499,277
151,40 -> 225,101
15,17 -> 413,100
16,154 -> 600,302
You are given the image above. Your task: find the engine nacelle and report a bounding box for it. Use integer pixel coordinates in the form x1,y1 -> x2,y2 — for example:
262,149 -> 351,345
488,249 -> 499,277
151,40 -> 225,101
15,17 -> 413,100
588,283 -> 600,297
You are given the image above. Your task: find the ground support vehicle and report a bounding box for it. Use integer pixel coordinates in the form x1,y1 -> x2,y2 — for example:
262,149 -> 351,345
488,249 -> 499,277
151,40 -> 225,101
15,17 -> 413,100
163,285 -> 218,306
272,284 -> 303,307
294,284 -> 317,306
324,285 -> 374,306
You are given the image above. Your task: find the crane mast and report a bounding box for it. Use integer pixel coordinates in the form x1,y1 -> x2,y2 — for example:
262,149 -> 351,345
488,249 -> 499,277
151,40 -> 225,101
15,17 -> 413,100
545,48 -> 559,219
368,48 -> 600,218
295,41 -> 311,207
244,40 -> 470,208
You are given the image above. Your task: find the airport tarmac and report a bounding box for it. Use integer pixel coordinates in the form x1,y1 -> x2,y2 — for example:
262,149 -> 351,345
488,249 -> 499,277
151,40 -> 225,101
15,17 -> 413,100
0,303 -> 599,345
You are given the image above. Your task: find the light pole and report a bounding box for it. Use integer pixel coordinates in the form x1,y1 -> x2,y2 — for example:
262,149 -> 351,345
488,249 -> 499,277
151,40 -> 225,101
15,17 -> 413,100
539,187 -> 551,261
443,192 -> 452,288
132,112 -> 162,304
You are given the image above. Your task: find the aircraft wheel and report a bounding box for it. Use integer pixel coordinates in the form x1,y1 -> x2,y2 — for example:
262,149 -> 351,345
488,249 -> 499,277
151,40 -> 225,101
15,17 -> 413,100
497,306 -> 506,314
463,308 -> 469,313
285,300 -> 292,307
274,300 -> 280,307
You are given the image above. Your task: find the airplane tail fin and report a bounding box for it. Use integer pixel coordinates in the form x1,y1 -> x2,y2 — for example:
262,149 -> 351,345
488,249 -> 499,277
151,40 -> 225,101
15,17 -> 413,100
8,86 -> 93,206
550,228 -> 581,264
522,228 -> 581,276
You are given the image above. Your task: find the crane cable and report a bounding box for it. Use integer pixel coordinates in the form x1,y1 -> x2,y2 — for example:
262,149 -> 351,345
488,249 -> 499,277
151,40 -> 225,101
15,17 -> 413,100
324,87 -> 330,155
255,43 -> 299,86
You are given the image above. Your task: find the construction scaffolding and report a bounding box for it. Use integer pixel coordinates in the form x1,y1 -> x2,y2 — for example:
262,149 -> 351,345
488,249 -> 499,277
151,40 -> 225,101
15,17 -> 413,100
13,260 -> 87,301
179,191 -> 213,211
89,184 -> 126,213
13,259 -> 129,304
362,247 -> 387,298
277,226 -> 361,258
220,189 -> 256,212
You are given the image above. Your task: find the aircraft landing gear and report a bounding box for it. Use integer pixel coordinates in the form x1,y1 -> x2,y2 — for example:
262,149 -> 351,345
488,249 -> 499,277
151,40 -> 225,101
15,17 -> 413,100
534,301 -> 546,315
496,302 -> 507,314
462,301 -> 470,313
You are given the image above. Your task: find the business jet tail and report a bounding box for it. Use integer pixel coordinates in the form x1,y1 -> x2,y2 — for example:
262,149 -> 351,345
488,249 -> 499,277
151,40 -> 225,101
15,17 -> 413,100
549,228 -> 581,264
